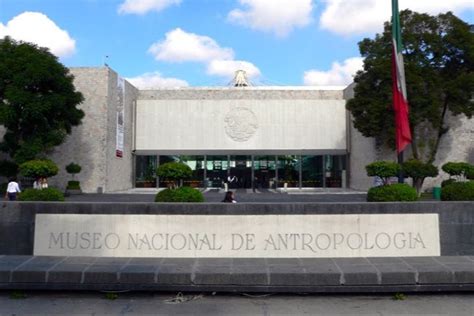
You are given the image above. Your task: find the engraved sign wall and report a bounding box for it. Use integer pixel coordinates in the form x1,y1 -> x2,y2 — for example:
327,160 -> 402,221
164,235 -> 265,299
34,214 -> 440,258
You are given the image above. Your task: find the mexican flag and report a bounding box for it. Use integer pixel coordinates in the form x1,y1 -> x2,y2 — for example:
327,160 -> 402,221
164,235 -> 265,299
391,0 -> 412,153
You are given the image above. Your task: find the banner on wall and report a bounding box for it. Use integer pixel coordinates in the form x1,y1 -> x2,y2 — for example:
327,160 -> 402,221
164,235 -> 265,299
116,77 -> 125,158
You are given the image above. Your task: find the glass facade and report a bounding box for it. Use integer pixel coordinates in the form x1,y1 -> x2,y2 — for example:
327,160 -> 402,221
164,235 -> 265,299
181,155 -> 204,187
135,154 -> 347,189
277,156 -> 299,188
135,156 -> 157,188
302,155 -> 323,188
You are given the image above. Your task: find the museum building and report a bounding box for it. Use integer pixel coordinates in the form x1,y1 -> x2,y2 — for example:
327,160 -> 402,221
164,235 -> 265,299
47,67 -> 473,193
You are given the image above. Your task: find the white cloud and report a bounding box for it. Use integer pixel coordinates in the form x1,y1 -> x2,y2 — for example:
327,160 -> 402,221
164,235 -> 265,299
118,0 -> 181,15
320,0 -> 474,35
207,59 -> 261,79
228,0 -> 313,37
0,12 -> 76,57
126,71 -> 189,89
148,28 -> 234,62
148,28 -> 261,81
303,57 -> 363,86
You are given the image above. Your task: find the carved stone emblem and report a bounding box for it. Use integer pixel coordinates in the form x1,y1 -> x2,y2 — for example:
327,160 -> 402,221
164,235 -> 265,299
224,107 -> 258,142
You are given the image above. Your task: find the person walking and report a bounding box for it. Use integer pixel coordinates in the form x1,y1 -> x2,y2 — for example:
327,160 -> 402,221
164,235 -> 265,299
5,178 -> 21,201
222,191 -> 237,203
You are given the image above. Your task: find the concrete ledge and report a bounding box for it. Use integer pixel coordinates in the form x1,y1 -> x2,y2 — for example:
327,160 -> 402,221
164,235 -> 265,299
1,256 -> 473,293
1,201 -> 474,256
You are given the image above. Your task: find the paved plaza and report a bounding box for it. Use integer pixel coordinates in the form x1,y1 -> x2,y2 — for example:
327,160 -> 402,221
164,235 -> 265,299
1,291 -> 473,315
65,189 -> 368,203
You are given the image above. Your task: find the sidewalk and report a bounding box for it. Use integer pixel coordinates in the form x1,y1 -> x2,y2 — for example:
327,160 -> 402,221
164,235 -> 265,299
1,256 -> 473,293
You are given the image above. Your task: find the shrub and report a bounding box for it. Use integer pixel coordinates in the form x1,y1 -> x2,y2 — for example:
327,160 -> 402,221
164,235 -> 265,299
402,159 -> 438,196
19,188 -> 65,201
441,162 -> 474,181
467,168 -> 474,180
441,179 -> 456,187
157,162 -> 192,188
441,181 -> 474,201
155,187 -> 204,202
366,161 -> 400,185
367,183 -> 418,202
66,180 -> 81,190
19,159 -> 59,179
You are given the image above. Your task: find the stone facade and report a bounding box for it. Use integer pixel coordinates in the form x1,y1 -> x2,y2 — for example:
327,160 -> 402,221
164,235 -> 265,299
49,67 -> 137,193
43,67 -> 471,192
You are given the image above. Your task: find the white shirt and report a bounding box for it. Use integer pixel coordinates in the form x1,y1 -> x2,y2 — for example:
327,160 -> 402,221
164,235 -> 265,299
7,181 -> 21,193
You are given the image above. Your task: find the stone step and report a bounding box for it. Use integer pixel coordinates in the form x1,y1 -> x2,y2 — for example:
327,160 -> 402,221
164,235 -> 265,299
1,256 -> 473,293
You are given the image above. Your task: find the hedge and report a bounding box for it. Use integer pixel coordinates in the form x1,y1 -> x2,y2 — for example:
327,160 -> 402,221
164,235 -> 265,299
441,181 -> 474,201
367,183 -> 418,202
155,187 -> 204,202
19,188 -> 65,201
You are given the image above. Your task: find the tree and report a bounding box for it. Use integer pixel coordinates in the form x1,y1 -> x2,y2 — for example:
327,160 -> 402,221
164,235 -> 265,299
0,37 -> 84,164
347,10 -> 474,163
442,162 -> 474,181
365,161 -> 400,185
402,159 -> 439,196
156,162 -> 192,188
19,159 -> 59,179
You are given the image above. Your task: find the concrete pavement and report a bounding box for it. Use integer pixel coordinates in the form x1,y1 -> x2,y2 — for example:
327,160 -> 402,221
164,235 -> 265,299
1,291 -> 473,315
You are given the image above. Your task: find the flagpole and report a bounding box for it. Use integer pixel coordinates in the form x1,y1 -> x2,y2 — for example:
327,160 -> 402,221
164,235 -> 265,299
392,0 -> 411,183
398,151 -> 404,183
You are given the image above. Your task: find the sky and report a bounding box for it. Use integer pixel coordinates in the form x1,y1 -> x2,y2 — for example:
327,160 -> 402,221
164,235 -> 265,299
0,0 -> 473,88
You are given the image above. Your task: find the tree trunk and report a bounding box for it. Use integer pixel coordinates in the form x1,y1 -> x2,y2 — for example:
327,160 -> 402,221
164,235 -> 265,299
429,97 -> 449,164
414,178 -> 424,197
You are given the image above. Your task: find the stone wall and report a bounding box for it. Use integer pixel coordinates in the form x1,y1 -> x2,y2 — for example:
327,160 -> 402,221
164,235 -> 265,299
136,98 -> 347,154
48,67 -> 109,193
1,202 -> 472,256
104,70 -> 138,192
49,67 -> 137,193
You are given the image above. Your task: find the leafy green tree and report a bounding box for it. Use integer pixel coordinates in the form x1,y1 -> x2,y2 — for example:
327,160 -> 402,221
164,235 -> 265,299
347,10 -> 474,163
19,159 -> 59,179
402,159 -> 438,196
0,37 -> 84,164
0,160 -> 18,178
156,162 -> 192,188
365,161 -> 400,185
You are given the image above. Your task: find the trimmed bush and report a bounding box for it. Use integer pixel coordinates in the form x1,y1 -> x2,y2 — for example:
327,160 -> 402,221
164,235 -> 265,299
441,181 -> 474,201
19,159 -> 59,179
19,188 -> 65,201
402,159 -> 438,196
366,161 -> 400,185
367,183 -> 418,202
155,187 -> 204,202
157,162 -> 192,188
66,180 -> 81,190
442,162 -> 474,180
66,162 -> 82,176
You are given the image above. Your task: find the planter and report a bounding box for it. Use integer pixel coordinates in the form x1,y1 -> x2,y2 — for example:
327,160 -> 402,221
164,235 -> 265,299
65,189 -> 82,195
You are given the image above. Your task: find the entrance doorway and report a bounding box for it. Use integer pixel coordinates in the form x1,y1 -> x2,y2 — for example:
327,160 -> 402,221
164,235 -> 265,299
254,156 -> 276,189
229,155 -> 252,188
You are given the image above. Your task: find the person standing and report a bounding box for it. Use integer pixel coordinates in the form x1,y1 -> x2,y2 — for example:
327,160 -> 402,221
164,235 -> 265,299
5,178 -> 21,201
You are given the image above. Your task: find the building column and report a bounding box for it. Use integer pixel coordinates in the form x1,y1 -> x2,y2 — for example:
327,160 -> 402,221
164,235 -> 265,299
203,156 -> 207,188
299,155 -> 302,190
